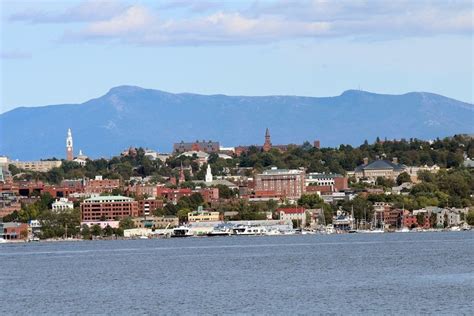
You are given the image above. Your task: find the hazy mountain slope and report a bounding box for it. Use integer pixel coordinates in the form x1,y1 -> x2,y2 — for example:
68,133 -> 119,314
1,86 -> 472,160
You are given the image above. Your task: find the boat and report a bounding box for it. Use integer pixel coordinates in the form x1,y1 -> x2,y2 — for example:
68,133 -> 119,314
234,225 -> 268,235
450,226 -> 461,232
357,228 -> 384,234
171,226 -> 193,237
206,227 -> 232,237
395,227 -> 410,233
325,224 -> 336,234
0,238 -> 7,244
265,229 -> 282,236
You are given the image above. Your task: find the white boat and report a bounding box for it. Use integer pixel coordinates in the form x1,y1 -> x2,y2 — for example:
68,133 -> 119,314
358,228 -> 384,234
0,238 -> 7,244
234,226 -> 268,235
325,224 -> 336,234
450,226 -> 461,232
171,226 -> 193,237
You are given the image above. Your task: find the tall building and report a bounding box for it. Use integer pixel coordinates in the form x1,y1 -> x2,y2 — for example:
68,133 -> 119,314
263,128 -> 272,152
80,195 -> 139,221
66,128 -> 73,161
255,168 -> 306,200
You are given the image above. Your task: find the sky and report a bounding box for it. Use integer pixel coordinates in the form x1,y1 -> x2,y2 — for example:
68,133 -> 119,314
0,0 -> 473,113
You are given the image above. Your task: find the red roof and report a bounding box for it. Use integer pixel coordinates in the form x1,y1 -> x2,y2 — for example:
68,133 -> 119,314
278,207 -> 305,214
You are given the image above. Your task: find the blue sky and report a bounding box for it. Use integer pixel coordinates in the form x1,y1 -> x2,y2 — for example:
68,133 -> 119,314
1,0 -> 473,113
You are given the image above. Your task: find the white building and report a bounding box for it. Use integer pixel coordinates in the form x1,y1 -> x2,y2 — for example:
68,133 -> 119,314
73,150 -> 88,166
52,198 -> 74,212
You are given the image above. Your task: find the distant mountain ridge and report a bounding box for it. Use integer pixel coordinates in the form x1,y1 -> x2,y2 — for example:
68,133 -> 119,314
1,86 -> 473,160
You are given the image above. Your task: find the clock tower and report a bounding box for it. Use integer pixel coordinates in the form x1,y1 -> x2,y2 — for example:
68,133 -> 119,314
66,128 -> 73,161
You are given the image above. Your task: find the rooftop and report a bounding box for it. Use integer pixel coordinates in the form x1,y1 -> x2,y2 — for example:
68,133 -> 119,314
355,159 -> 406,172
84,195 -> 133,203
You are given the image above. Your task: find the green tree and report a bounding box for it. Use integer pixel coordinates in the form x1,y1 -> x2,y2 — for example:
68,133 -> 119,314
298,194 -> 324,209
81,224 -> 91,240
466,210 -> 474,226
119,217 -> 135,230
91,224 -> 102,237
396,172 -> 411,185
103,225 -> 114,237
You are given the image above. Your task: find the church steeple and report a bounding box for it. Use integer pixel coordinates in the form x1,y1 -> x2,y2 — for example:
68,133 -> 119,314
205,164 -> 213,183
263,128 -> 272,152
66,128 -> 73,161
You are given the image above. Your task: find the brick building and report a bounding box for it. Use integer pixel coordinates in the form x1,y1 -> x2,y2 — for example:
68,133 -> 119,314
0,222 -> 28,240
173,140 -> 220,153
84,176 -> 120,195
80,195 -> 139,221
137,198 -> 164,216
255,168 -> 306,200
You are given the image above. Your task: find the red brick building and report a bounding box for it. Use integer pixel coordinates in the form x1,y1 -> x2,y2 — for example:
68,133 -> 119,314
84,176 -> 120,195
0,222 -> 28,240
80,195 -> 139,221
137,198 -> 164,216
156,187 -> 193,204
255,168 -> 306,200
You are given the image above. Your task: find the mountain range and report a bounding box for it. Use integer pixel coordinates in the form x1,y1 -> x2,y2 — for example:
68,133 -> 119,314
1,85 -> 473,160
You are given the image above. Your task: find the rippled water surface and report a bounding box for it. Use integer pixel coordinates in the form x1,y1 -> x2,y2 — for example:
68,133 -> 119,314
1,232 -> 473,315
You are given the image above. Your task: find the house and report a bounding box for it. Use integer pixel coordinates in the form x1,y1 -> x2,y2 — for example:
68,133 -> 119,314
278,207 -> 307,228
52,197 -> 74,212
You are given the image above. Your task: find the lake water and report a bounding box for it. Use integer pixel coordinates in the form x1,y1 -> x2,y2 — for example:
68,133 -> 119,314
1,232 -> 473,315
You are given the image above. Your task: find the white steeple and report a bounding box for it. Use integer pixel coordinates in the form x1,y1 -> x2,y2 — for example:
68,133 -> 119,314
205,164 -> 213,183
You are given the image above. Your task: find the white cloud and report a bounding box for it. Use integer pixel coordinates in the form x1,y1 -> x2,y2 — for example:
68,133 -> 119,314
11,0 -> 474,45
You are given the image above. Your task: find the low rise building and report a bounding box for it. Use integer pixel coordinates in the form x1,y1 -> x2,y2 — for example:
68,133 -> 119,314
0,222 -> 28,240
305,173 -> 348,191
9,160 -> 62,172
353,158 -> 406,181
278,207 -> 307,228
132,216 -> 178,229
188,209 -> 222,223
137,198 -> 164,216
84,176 -> 120,195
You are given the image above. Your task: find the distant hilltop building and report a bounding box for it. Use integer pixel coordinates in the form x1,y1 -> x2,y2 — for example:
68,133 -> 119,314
173,140 -> 220,154
66,128 -> 73,161
235,128 -> 321,156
